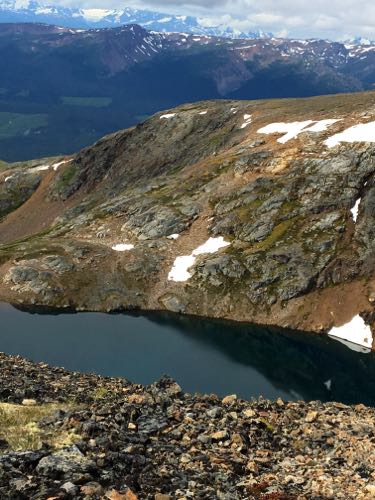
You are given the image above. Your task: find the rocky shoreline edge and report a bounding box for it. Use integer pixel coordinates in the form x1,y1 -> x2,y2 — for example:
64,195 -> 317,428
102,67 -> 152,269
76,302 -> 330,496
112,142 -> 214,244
0,353 -> 374,499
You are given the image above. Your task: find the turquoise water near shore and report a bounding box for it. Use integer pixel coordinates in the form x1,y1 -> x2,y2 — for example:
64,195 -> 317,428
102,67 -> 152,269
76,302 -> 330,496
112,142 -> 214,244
0,303 -> 374,405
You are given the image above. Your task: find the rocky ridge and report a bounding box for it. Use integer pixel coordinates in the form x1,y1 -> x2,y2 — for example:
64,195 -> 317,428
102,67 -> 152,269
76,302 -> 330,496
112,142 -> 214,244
1,92 -> 375,346
1,24 -> 375,96
0,352 -> 374,499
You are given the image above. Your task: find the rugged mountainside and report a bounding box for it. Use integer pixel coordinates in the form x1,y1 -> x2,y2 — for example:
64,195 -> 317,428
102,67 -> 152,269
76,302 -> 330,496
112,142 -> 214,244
0,0 -> 269,38
1,23 -> 375,161
1,91 -> 375,348
2,22 -> 375,95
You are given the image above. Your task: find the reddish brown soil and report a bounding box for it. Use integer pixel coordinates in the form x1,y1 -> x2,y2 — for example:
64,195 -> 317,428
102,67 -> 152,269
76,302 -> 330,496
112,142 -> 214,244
0,167 -> 80,245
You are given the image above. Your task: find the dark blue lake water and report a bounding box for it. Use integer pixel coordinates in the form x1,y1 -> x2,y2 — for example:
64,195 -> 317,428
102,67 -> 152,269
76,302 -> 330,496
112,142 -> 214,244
0,303 -> 374,405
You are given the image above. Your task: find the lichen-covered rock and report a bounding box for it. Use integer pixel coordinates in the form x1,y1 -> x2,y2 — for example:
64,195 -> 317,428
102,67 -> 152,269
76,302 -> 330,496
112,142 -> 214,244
4,262 -> 64,303
122,205 -> 191,240
36,446 -> 94,477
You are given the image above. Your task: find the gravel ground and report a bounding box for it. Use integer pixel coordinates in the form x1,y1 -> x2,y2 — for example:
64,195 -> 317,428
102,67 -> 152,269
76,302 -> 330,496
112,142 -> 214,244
0,352 -> 374,499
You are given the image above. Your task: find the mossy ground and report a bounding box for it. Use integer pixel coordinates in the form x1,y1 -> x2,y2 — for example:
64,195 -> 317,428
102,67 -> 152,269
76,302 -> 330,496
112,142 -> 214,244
0,402 -> 81,452
56,163 -> 78,190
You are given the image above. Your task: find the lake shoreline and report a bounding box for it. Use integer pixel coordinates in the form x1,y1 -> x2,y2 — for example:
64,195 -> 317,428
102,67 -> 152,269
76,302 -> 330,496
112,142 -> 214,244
1,302 -> 375,405
0,351 -> 374,498
2,298 -> 316,334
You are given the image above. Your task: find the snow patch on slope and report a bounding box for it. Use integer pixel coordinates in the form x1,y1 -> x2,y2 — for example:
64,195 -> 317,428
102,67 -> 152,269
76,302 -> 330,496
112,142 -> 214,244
52,159 -> 72,171
240,114 -> 252,129
328,315 -> 373,353
30,165 -> 50,172
112,243 -> 134,252
325,121 -> 375,148
168,236 -> 230,282
304,119 -> 340,132
351,198 -> 361,222
258,119 -> 339,143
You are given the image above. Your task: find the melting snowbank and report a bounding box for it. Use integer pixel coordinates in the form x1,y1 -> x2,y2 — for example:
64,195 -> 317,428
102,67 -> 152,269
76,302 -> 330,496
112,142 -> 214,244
328,315 -> 373,353
2,159 -> 72,183
351,198 -> 361,223
192,237 -> 230,256
257,117 -> 375,149
304,119 -> 340,132
52,159 -> 72,171
325,121 -> 375,148
30,165 -> 50,173
258,119 -> 339,143
112,243 -> 134,252
168,236 -> 230,282
240,114 -> 252,129
30,159 -> 73,174
168,255 -> 196,282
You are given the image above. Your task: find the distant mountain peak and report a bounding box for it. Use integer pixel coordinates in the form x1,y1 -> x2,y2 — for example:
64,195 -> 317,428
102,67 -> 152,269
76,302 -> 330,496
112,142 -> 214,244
0,0 -> 272,39
345,36 -> 375,46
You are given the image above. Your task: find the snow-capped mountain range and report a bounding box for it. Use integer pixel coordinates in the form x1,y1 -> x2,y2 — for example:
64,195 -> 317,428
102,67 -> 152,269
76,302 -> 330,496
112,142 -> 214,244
2,20 -> 375,162
0,0 -> 271,39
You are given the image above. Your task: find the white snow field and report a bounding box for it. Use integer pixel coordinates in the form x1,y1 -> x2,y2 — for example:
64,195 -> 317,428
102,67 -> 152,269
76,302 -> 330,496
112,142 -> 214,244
325,121 -> 375,148
258,119 -> 339,143
328,315 -> 373,353
168,237 -> 230,282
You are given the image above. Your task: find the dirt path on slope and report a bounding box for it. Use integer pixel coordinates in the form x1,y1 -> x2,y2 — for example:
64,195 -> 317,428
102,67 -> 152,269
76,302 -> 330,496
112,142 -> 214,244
0,169 -> 78,245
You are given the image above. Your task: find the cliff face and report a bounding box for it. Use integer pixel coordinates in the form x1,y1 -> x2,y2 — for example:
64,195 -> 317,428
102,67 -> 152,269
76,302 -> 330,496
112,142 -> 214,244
1,92 -> 375,347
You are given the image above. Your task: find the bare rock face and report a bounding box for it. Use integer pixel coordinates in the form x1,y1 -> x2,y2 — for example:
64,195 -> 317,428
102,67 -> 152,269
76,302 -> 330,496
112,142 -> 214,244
1,92 -> 375,346
36,446 -> 94,476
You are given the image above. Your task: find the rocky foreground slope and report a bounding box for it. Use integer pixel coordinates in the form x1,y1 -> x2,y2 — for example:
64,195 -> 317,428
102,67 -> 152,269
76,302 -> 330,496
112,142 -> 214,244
0,352 -> 374,499
1,91 -> 375,346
